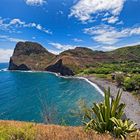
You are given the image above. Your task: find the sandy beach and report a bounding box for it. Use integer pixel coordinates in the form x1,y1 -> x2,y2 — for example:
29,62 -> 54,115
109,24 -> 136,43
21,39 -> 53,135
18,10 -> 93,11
83,75 -> 140,128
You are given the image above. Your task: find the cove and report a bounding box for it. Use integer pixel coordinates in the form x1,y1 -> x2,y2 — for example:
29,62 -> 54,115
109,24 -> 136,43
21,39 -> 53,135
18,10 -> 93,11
0,63 -> 103,126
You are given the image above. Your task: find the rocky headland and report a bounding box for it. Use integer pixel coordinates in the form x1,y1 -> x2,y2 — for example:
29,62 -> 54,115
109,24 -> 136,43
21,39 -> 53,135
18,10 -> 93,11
9,41 -> 140,76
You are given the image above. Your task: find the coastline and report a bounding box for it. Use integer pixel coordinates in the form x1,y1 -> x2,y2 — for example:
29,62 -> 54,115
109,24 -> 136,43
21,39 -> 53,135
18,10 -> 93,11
83,75 -> 140,128
1,69 -> 140,128
0,69 -> 104,96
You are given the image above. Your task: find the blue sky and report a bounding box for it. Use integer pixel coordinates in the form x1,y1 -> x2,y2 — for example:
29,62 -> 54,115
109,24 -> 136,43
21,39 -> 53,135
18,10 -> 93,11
0,0 -> 140,62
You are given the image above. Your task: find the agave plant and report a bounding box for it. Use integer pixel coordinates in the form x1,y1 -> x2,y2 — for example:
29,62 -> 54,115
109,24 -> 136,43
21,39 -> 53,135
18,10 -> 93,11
84,87 -> 137,138
84,88 -> 126,133
110,117 -> 137,139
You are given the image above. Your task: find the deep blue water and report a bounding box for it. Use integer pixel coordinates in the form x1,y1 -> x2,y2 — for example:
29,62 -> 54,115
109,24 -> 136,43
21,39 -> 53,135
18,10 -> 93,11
0,63 -> 103,126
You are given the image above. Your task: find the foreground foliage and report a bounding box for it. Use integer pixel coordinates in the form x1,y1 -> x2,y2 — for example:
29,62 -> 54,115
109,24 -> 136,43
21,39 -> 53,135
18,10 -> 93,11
84,88 -> 137,139
110,117 -> 136,139
0,121 -> 114,140
0,120 -> 139,139
0,122 -> 36,140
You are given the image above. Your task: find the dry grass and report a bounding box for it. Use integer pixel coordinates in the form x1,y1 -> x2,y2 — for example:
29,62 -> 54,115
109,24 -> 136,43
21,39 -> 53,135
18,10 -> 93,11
0,120 -> 140,140
36,124 -> 113,140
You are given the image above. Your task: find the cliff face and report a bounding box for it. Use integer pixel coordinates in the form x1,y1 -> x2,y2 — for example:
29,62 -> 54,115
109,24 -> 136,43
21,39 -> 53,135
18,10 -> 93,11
45,59 -> 74,76
9,42 -> 140,76
56,47 -> 114,73
9,42 -> 56,71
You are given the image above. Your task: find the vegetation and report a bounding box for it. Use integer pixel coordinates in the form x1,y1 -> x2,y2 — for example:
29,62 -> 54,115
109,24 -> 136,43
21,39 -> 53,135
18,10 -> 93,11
0,122 -> 36,140
79,62 -> 140,98
123,75 -> 140,92
110,117 -> 137,139
81,62 -> 140,75
0,121 -> 139,140
84,88 -> 137,139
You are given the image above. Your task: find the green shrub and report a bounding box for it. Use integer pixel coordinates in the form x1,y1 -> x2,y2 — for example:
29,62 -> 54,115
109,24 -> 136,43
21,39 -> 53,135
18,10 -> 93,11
0,123 -> 36,140
116,74 -> 124,87
123,75 -> 140,92
123,77 -> 135,91
83,68 -> 95,74
132,68 -> 140,74
94,68 -> 113,74
83,88 -> 137,139
84,88 -> 126,132
110,117 -> 136,139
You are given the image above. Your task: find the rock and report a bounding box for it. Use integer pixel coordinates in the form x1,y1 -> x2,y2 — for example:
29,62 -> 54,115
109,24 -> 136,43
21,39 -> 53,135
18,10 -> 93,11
9,58 -> 30,70
45,59 -> 74,76
9,41 -> 56,71
8,41 -> 140,76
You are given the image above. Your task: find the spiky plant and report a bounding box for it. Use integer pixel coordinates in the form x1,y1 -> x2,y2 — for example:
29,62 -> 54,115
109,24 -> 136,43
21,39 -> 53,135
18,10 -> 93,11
84,88 -> 137,139
110,117 -> 136,139
84,88 -> 126,132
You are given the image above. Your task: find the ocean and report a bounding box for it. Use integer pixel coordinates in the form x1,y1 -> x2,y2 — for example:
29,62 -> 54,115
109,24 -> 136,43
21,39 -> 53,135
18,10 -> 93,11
0,63 -> 103,126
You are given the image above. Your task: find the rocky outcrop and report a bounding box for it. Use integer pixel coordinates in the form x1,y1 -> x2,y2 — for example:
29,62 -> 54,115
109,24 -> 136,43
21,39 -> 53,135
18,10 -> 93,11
45,59 -> 74,76
8,41 -> 140,76
9,41 -> 56,71
8,41 -> 75,76
9,58 -> 30,70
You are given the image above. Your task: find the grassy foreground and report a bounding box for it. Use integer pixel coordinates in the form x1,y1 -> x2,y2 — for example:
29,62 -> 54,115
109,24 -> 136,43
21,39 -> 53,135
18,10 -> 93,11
0,121 -> 140,140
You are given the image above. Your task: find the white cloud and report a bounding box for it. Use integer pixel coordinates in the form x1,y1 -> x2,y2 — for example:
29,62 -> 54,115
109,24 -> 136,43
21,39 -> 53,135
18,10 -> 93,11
99,41 -> 140,51
0,18 -> 52,34
102,16 -> 119,24
101,46 -> 118,51
69,0 -> 125,23
10,19 -> 25,25
49,42 -> 95,52
84,24 -> 140,45
48,49 -> 61,55
0,48 -> 13,62
0,35 -> 26,43
73,38 -> 83,42
49,42 -> 77,51
25,0 -> 46,6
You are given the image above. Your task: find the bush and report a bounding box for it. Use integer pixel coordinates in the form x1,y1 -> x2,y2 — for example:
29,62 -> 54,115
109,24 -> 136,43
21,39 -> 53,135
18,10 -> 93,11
0,123 -> 36,140
83,68 -> 95,74
94,68 -> 113,74
110,117 -> 136,139
83,67 -> 113,75
116,74 -> 124,87
83,88 -> 137,139
123,75 -> 140,92
132,68 -> 140,74
123,77 -> 135,91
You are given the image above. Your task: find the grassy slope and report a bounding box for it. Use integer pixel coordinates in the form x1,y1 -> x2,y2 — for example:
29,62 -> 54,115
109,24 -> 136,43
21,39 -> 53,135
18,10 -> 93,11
108,45 -> 140,62
0,121 -> 140,140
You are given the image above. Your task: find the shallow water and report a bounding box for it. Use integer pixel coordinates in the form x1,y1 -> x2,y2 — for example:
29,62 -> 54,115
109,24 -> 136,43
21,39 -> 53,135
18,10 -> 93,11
0,63 -> 103,126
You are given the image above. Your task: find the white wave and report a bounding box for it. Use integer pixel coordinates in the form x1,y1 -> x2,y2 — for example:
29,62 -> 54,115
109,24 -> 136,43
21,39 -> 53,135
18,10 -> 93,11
52,74 -> 104,96
0,68 -> 8,71
77,77 -> 104,97
2,69 -> 104,96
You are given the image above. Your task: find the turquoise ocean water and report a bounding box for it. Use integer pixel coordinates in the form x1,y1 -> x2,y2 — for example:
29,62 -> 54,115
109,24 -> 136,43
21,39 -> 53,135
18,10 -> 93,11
0,63 -> 103,126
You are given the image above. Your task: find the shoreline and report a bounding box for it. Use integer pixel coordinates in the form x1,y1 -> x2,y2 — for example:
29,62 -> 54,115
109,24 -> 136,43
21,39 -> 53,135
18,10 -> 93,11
83,75 -> 140,128
0,69 -> 104,96
1,69 -> 140,128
